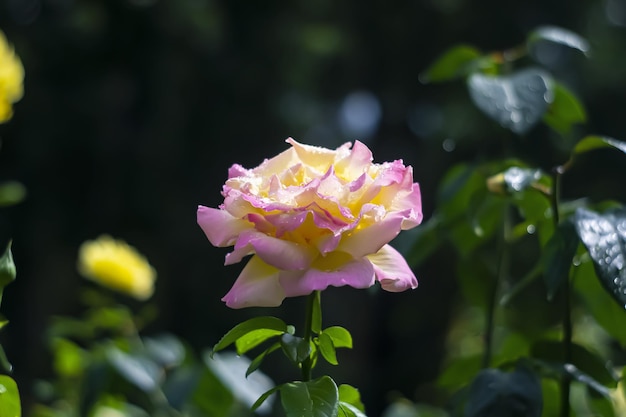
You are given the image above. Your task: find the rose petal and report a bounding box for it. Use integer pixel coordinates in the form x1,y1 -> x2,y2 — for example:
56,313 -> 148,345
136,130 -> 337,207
367,244 -> 417,292
226,230 -> 315,270
197,206 -> 251,247
222,256 -> 286,308
279,254 -> 375,297
337,210 -> 405,258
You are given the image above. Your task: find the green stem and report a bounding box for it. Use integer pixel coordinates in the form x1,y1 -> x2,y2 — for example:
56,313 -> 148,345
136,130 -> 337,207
552,167 -> 572,417
483,205 -> 512,368
301,291 -> 320,381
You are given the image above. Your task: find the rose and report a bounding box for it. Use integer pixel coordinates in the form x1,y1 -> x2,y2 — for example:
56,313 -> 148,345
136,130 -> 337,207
197,138 -> 422,308
77,235 -> 156,300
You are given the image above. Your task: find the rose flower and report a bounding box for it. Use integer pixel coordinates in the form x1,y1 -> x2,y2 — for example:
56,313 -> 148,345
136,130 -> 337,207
198,138 -> 422,308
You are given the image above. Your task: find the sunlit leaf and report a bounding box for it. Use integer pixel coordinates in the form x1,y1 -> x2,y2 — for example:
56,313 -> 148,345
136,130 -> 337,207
212,316 -> 288,354
528,26 -> 590,56
541,219 -> 579,300
280,376 -> 339,417
318,332 -> 338,365
338,384 -> 365,412
543,82 -> 587,135
586,387 -> 616,417
573,135 -> 626,156
235,328 -> 284,355
0,375 -> 20,417
574,207 -> 626,308
0,345 -> 12,373
322,326 -> 352,349
464,367 -> 542,417
420,45 -> 483,83
467,68 -> 554,135
52,338 -> 87,377
280,333 -> 311,364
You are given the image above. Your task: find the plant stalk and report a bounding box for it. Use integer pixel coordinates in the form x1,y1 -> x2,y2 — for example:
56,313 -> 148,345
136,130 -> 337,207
301,290 -> 320,381
552,167 -> 572,417
483,205 -> 512,368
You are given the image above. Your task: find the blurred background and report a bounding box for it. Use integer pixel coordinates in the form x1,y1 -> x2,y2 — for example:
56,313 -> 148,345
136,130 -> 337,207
1,0 -> 626,414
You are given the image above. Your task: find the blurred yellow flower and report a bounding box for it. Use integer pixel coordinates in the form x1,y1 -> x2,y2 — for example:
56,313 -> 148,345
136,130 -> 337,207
78,235 -> 156,300
0,31 -> 24,123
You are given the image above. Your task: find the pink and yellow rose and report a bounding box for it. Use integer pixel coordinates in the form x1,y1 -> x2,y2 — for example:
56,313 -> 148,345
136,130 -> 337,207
198,138 -> 422,308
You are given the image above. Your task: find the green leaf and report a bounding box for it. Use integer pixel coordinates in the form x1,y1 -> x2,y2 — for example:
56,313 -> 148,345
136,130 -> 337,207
252,384 -> 281,412
467,68 -> 554,135
465,367 -> 542,417
487,166 -> 548,195
191,367 -> 235,417
573,135 -> 626,156
541,219 -> 579,300
535,360 -> 611,397
0,181 -> 26,207
280,376 -> 339,417
0,241 -> 16,298
144,333 -> 185,368
527,25 -> 590,56
318,332 -> 338,365
106,346 -> 162,392
212,316 -> 288,354
338,384 -> 365,412
247,342 -> 280,377
235,328 -> 284,355
338,402 -> 367,417
574,207 -> 626,308
586,387 -> 616,417
322,327 -> 353,349
542,82 -> 587,135
437,355 -> 482,390
531,340 -> 618,388
280,333 -> 311,364
573,258 -> 626,346
0,375 -> 21,417
52,338 -> 86,377
0,345 -> 12,373
420,45 -> 483,83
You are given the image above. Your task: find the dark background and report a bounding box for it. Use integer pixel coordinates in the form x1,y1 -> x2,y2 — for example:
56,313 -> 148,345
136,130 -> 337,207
1,0 -> 626,415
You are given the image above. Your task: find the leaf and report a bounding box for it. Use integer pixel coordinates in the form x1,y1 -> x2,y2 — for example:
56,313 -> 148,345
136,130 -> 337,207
212,316 -> 288,354
318,332 -> 338,365
235,328 -> 284,355
0,375 -> 21,417
573,258 -> 626,346
191,367 -> 235,417
144,333 -> 185,368
0,345 -> 12,373
464,367 -> 542,417
333,385 -> 369,417
0,181 -> 26,207
420,45 -> 483,83
528,26 -> 590,56
542,82 -> 587,135
322,326 -> 353,349
247,342 -> 280,377
280,376 -> 339,417
106,346 -> 162,392
541,219 -> 580,300
467,68 -> 554,135
0,241 -> 16,296
574,207 -> 626,308
530,340 -> 618,388
252,384 -> 281,412
487,167 -> 546,194
280,333 -> 311,364
573,135 -> 626,156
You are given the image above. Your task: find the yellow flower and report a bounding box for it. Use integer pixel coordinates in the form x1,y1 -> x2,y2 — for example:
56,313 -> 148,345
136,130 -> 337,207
0,30 -> 24,123
77,236 -> 156,300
